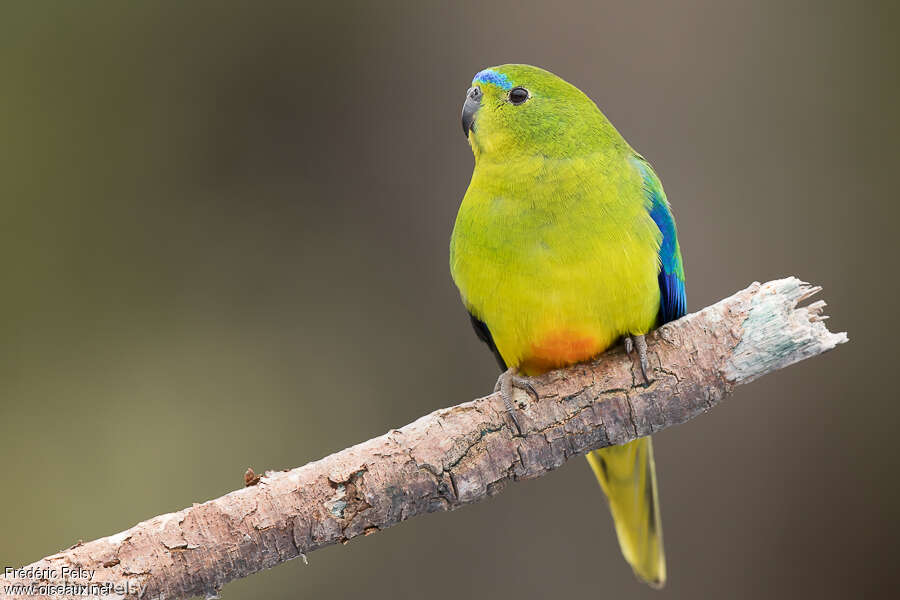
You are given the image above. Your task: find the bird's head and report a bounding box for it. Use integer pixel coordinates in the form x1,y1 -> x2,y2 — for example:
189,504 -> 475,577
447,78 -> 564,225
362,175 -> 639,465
461,64 -> 622,162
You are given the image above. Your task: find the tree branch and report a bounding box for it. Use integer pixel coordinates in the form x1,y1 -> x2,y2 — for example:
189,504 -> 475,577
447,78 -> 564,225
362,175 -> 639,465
0,277 -> 847,600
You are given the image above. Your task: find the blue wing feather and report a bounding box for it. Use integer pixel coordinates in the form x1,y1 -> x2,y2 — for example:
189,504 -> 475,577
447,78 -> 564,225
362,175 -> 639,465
631,157 -> 687,325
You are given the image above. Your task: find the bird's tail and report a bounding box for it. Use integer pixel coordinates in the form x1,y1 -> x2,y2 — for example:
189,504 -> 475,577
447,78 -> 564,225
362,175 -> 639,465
586,436 -> 666,588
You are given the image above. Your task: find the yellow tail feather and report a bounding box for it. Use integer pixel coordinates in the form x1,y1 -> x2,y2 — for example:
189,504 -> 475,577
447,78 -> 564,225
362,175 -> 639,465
586,437 -> 666,588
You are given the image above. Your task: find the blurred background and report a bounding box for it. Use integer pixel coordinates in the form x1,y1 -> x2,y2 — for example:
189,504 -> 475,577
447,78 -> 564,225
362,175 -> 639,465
2,1 -> 898,598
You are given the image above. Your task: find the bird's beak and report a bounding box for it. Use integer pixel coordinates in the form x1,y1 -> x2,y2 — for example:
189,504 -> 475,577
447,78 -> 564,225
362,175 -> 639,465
461,86 -> 482,138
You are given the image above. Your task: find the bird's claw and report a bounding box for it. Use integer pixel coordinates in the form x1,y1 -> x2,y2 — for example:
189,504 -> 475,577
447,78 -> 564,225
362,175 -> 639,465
494,368 -> 537,436
626,334 -> 655,384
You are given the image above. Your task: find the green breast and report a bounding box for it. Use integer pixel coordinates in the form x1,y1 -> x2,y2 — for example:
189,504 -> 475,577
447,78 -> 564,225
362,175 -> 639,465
450,153 -> 662,371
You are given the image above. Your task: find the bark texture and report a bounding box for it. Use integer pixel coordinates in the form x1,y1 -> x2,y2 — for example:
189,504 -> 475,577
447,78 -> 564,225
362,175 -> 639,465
0,278 -> 847,600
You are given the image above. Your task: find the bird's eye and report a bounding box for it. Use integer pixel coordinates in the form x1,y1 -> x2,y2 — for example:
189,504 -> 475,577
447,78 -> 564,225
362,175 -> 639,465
508,87 -> 529,105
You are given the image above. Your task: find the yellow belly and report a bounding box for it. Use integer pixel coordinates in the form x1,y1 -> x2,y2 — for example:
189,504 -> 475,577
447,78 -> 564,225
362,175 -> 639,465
458,241 -> 661,374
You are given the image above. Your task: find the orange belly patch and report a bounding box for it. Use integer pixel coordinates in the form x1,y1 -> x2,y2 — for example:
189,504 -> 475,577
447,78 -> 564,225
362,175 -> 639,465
521,331 -> 603,375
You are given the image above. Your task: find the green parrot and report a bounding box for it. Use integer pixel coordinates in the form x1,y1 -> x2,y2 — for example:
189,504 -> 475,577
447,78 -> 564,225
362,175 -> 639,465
450,64 -> 686,587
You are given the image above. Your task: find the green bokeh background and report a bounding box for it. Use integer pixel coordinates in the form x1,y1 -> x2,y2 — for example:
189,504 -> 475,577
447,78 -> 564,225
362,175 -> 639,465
2,1 -> 898,598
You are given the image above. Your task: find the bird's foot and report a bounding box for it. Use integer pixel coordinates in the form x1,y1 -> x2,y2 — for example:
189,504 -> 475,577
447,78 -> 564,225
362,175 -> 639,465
493,368 -> 538,436
625,334 -> 655,384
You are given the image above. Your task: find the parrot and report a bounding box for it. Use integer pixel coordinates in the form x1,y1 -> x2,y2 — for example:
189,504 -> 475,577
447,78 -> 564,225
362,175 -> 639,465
449,64 -> 686,588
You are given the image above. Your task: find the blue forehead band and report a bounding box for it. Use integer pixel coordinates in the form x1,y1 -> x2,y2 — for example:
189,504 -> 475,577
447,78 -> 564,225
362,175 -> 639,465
472,69 -> 512,90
